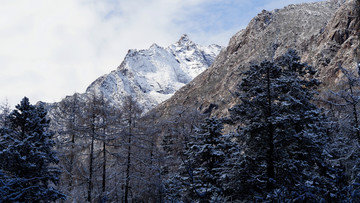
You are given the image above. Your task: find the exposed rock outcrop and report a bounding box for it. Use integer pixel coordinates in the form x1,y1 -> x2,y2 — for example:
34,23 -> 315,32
153,0 -> 359,118
302,0 -> 360,88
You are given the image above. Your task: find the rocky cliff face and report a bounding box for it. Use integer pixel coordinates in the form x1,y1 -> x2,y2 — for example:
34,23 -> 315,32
153,0 -> 359,118
80,34 -> 221,112
302,0 -> 360,88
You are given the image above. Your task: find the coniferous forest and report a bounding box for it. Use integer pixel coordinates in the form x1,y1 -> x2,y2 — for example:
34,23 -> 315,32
1,50 -> 360,202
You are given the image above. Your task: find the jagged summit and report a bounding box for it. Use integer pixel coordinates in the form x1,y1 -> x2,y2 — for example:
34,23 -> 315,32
149,43 -> 162,50
154,0 -> 355,117
84,34 -> 222,112
178,33 -> 190,41
176,34 -> 193,46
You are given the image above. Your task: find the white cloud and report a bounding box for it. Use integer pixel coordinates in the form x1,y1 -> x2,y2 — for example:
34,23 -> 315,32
0,0 -> 325,107
0,0 -> 208,107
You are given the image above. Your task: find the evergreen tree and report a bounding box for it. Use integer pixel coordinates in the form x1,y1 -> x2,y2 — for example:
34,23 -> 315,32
165,117 -> 240,202
327,65 -> 360,142
322,65 -> 360,201
0,100 -> 11,128
229,49 -> 332,201
0,97 -> 65,202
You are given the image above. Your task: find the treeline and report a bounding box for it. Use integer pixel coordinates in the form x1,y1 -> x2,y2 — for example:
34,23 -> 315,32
1,49 -> 360,202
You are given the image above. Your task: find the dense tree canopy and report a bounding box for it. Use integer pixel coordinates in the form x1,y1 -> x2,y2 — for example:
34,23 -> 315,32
0,97 -> 65,202
164,117 -> 241,202
228,49 -> 332,201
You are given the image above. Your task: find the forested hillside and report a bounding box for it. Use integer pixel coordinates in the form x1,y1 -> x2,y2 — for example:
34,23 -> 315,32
0,0 -> 360,202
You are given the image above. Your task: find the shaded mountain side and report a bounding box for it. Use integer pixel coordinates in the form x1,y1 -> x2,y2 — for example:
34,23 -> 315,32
302,0 -> 360,89
152,0 -> 359,119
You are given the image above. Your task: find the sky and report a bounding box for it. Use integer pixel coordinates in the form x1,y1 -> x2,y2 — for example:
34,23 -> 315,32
0,0 -> 324,108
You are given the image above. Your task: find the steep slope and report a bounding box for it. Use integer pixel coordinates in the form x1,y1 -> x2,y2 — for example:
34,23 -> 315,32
154,0 -> 358,118
302,0 -> 360,88
85,34 -> 221,112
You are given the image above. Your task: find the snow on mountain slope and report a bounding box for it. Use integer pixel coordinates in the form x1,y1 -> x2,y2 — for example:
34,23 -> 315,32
86,34 -> 222,112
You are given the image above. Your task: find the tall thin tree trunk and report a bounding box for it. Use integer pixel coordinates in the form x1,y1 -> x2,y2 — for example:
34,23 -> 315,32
102,138 -> 106,195
88,114 -> 95,203
125,102 -> 133,203
158,159 -> 162,203
124,131 -> 132,203
349,84 -> 360,142
115,170 -> 119,203
266,66 -> 275,189
69,94 -> 78,192
69,133 -> 75,189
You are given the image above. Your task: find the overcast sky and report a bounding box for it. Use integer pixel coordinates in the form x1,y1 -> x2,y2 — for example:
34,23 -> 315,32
0,0 -> 324,107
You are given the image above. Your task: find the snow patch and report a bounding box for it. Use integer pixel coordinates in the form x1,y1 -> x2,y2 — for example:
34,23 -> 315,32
85,35 -> 222,112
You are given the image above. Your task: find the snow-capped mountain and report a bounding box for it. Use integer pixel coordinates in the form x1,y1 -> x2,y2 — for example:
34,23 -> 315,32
86,34 -> 222,112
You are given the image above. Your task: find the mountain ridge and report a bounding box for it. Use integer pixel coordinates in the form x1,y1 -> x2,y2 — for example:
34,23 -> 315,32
152,0 -> 358,118
76,34 -> 222,112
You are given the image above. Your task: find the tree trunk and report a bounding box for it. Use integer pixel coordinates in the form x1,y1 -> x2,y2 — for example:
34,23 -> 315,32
124,132 -> 132,203
102,137 -> 106,199
266,65 -> 275,189
87,114 -> 95,203
69,133 -> 75,189
349,84 -> 360,143
125,102 -> 133,203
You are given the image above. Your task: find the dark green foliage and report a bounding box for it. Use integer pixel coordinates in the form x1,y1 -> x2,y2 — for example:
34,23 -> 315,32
229,49 -> 332,201
0,97 -> 65,202
164,117 -> 240,202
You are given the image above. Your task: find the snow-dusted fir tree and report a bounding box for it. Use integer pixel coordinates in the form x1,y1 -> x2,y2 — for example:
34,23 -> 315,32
0,100 -> 11,128
327,65 -> 360,142
228,49 -> 332,201
322,64 -> 360,201
0,97 -> 65,202
165,117 -> 240,202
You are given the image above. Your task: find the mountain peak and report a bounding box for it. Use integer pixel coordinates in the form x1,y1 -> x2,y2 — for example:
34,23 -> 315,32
83,34 -> 222,113
177,34 -> 194,46
179,34 -> 189,41
150,43 -> 161,49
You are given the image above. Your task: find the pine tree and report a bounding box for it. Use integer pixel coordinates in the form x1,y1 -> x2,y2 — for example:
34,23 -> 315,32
0,97 -> 65,202
165,117 -> 240,202
327,65 -> 360,142
322,65 -> 360,201
0,100 -> 11,128
228,49 -> 332,201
